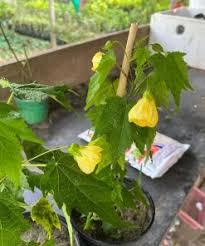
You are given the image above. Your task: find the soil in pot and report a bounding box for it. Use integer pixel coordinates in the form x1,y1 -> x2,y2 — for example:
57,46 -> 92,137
21,214 -> 74,246
72,191 -> 155,245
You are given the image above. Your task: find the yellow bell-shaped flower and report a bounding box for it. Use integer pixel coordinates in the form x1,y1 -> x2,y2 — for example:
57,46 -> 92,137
128,91 -> 158,127
75,145 -> 102,174
92,52 -> 104,71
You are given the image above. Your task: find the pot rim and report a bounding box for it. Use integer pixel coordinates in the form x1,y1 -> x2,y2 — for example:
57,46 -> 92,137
14,96 -> 48,104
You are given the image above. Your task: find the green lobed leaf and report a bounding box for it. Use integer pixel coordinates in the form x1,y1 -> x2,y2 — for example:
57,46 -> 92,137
88,96 -> 157,166
42,240 -> 55,246
44,84 -> 74,110
85,43 -> 116,110
147,73 -> 169,108
150,51 -> 193,108
0,102 -> 43,185
151,43 -> 164,53
31,197 -> 61,239
0,118 -> 43,144
87,96 -> 133,167
0,102 -> 17,117
131,180 -> 148,208
89,137 -> 113,174
0,190 -> 29,246
26,149 -> 130,228
133,45 -> 151,83
0,129 -> 22,186
131,124 -> 156,156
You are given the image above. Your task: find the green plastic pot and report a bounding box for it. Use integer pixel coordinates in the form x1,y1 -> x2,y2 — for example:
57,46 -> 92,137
15,97 -> 48,125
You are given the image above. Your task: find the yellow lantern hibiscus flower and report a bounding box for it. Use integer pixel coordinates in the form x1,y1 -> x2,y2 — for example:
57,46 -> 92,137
74,145 -> 102,174
92,51 -> 104,71
128,91 -> 158,127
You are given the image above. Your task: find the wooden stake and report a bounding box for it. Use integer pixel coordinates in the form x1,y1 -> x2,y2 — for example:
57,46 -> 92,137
116,23 -> 138,97
48,0 -> 57,48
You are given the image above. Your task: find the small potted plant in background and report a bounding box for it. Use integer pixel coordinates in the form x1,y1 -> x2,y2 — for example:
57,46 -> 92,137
0,24 -> 77,125
0,79 -> 76,124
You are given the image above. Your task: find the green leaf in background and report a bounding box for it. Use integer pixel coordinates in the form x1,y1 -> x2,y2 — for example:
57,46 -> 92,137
147,73 -> 169,108
25,242 -> 40,246
24,240 -> 55,246
0,78 -> 10,88
92,137 -> 113,173
133,45 -> 151,83
26,150 -> 130,228
132,125 -> 156,155
0,102 -> 17,117
0,102 -> 43,186
85,42 -> 116,110
0,129 -> 22,186
151,43 -> 164,53
0,118 -> 43,143
88,96 -> 157,165
42,240 -> 55,246
88,96 -> 133,167
0,82 -> 75,110
0,190 -> 29,246
131,180 -> 148,208
31,197 -> 61,239
42,84 -> 74,110
150,51 -> 193,109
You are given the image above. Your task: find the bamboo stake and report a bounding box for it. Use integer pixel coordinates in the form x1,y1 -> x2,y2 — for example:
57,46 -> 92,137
116,23 -> 138,97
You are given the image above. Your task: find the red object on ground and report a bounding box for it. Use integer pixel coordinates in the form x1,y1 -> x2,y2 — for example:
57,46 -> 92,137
172,1 -> 184,9
178,187 -> 205,230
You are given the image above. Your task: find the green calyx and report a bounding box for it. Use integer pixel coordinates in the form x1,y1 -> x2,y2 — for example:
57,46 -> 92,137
143,90 -> 154,101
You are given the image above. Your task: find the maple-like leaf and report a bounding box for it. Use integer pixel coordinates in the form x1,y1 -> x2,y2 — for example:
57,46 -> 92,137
0,190 -> 29,246
26,149 -> 130,228
150,51 -> 192,108
85,42 -> 116,110
31,197 -> 61,239
87,96 -> 133,164
0,102 -> 43,186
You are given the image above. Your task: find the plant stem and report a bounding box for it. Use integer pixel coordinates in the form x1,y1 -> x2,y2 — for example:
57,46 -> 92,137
22,146 -> 68,164
84,212 -> 93,231
62,203 -> 73,246
22,163 -> 47,167
6,92 -> 14,104
0,176 -> 6,184
23,45 -> 33,81
0,23 -> 28,81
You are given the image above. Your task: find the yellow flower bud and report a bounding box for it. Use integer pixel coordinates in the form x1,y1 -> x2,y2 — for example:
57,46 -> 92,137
92,52 -> 104,71
75,145 -> 102,174
128,91 -> 158,127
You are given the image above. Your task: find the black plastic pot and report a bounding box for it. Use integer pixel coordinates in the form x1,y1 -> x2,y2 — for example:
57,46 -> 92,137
71,188 -> 155,246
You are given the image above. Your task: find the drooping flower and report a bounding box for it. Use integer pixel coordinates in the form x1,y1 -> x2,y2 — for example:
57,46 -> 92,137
92,51 -> 104,71
74,145 -> 102,174
128,91 -> 158,127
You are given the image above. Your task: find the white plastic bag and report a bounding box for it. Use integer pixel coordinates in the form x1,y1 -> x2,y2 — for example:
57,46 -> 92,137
78,130 -> 190,179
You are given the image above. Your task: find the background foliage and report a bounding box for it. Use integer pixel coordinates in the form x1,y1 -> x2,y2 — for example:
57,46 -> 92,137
0,0 -> 178,63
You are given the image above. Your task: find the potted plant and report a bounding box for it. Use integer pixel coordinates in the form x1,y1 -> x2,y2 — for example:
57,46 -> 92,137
0,23 -> 192,246
0,24 -> 76,125
0,79 -> 76,124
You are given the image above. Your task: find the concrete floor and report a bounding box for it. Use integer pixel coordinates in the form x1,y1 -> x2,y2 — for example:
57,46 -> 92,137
37,68 -> 205,246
